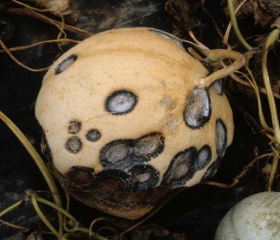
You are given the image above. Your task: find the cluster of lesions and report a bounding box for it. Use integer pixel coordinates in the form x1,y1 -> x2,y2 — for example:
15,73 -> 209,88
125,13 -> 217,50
161,117 -> 228,189
63,132 -> 165,192
98,132 -> 165,191
183,79 -> 228,183
65,120 -> 101,154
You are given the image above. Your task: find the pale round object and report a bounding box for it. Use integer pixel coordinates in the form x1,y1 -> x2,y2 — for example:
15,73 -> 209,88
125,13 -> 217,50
215,192 -> 280,240
35,28 -> 234,219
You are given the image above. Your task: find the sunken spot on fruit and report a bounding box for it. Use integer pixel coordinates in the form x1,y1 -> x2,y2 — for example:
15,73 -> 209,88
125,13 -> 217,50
195,145 -> 212,171
127,164 -> 159,191
134,133 -> 164,159
100,140 -> 132,167
202,157 -> 222,181
65,136 -> 83,154
162,147 -> 196,188
216,119 -> 228,157
184,88 -> 211,129
54,54 -> 77,75
106,90 -> 137,115
68,120 -> 81,134
85,129 -> 101,142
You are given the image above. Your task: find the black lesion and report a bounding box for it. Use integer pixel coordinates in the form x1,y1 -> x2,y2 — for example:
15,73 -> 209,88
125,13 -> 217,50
65,136 -> 83,154
105,90 -> 137,115
85,129 -> 101,142
194,145 -> 212,171
100,133 -> 165,170
202,157 -> 222,181
68,120 -> 81,134
216,119 -> 228,157
184,88 -> 211,129
54,54 -> 77,75
126,164 -> 159,191
133,133 -> 164,159
100,140 -> 133,167
162,147 -> 197,189
41,131 -> 52,162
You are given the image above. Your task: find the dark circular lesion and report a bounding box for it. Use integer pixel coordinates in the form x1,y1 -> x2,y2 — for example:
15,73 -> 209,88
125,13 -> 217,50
202,157 -> 222,181
126,164 -> 159,191
100,140 -> 133,167
41,131 -> 52,162
133,133 -> 164,159
85,129 -> 101,142
54,54 -> 77,75
216,119 -> 228,157
65,136 -> 83,154
162,147 -> 197,189
68,120 -> 82,134
194,145 -> 212,171
100,133 -> 165,171
105,90 -> 137,115
184,88 -> 212,129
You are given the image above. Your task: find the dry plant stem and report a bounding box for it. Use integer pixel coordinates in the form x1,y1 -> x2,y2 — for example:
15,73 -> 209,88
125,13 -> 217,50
0,219 -> 28,230
0,200 -> 29,230
262,28 -> 280,190
88,218 -> 106,239
0,200 -> 22,218
236,65 -> 273,132
227,0 -> 252,50
5,7 -> 93,38
30,193 -> 62,239
0,39 -> 80,53
36,196 -> 108,240
0,111 -> 63,235
204,153 -> 273,188
0,39 -> 49,72
196,49 -> 245,87
11,0 -> 66,40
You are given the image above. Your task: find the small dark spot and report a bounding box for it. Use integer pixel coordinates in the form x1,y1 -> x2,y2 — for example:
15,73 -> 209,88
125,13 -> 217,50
65,136 -> 83,154
216,119 -> 228,157
202,157 -> 222,181
85,129 -> 101,142
213,79 -> 223,95
126,164 -> 159,191
68,120 -> 81,134
195,145 -> 212,171
106,90 -> 137,115
184,88 -> 211,129
134,133 -> 164,159
54,54 -> 77,75
66,166 -> 95,189
149,29 -> 185,49
100,140 -> 132,167
41,131 -> 52,162
162,147 -> 197,188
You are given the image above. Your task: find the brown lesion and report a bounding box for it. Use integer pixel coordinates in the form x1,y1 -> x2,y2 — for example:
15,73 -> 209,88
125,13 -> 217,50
68,120 -> 81,134
49,162 -> 170,219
